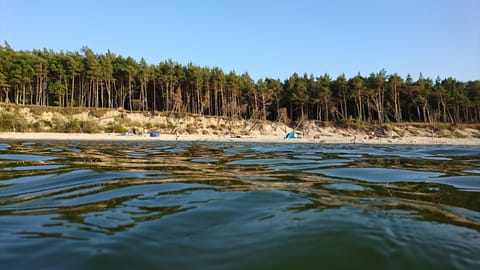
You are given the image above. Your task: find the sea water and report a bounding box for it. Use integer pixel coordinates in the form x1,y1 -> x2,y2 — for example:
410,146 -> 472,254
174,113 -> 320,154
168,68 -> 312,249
0,141 -> 479,270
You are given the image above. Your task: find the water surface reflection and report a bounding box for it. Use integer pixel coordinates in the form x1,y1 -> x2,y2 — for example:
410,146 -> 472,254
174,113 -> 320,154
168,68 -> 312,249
0,141 -> 479,269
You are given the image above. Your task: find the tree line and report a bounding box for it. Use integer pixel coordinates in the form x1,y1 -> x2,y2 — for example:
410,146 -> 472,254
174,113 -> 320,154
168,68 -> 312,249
1,42 -> 479,125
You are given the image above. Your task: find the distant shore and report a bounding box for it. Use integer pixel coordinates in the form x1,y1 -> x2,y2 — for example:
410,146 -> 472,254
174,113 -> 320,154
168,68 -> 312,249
1,132 -> 479,145
1,105 -> 479,146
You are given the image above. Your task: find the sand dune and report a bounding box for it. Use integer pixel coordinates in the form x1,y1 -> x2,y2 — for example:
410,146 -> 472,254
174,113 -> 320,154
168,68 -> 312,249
1,106 -> 479,145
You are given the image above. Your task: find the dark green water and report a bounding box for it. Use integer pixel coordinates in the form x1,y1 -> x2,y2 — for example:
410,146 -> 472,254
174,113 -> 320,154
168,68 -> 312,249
0,141 -> 479,270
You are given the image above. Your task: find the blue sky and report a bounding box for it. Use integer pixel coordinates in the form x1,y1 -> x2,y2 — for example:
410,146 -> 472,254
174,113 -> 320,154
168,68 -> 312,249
1,0 -> 479,81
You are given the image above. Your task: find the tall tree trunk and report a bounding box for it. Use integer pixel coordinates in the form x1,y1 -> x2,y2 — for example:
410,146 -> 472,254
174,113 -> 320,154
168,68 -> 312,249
153,78 -> 156,111
70,74 -> 75,107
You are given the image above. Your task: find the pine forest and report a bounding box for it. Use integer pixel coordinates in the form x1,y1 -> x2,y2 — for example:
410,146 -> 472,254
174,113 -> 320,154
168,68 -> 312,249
1,43 -> 479,126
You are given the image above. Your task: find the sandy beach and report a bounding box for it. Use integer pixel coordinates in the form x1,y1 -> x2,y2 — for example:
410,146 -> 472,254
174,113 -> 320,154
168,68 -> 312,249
1,106 -> 479,145
1,131 -> 479,145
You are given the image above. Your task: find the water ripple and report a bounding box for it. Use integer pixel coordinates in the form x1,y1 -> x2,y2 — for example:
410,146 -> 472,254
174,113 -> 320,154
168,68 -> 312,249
0,141 -> 479,269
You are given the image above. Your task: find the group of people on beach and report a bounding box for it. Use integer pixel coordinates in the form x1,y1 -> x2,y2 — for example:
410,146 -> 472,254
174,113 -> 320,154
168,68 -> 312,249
125,128 -> 160,137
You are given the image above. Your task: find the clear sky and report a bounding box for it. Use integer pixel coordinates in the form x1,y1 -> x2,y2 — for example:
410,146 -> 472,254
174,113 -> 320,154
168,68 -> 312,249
1,0 -> 479,81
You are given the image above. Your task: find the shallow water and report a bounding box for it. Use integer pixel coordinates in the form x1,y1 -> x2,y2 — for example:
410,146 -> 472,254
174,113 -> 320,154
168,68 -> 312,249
0,141 -> 479,269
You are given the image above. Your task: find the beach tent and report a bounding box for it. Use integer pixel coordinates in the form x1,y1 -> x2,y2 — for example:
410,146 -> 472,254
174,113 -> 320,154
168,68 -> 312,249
285,131 -> 297,139
150,131 -> 160,137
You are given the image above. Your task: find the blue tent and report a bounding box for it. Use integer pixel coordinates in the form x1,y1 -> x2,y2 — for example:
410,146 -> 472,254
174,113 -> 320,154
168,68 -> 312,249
150,131 -> 160,137
285,131 -> 297,139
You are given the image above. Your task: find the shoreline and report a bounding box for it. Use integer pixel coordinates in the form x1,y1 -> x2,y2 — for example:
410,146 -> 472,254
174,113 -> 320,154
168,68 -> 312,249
1,132 -> 479,145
